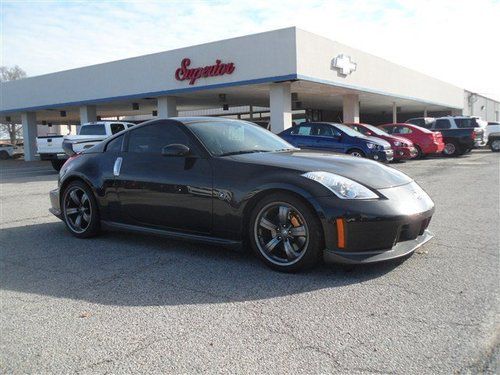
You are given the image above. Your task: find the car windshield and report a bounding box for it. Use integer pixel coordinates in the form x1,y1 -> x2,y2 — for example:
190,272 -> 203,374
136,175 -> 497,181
334,123 -> 363,137
363,124 -> 388,135
187,120 -> 297,156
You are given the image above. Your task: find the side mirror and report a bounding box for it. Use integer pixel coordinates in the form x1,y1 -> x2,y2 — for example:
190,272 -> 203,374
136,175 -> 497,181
161,144 -> 190,157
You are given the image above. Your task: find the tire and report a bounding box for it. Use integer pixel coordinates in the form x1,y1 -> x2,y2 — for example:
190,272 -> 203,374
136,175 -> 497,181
248,192 -> 324,272
414,145 -> 425,159
490,139 -> 500,152
442,141 -> 461,157
51,160 -> 66,171
0,151 -> 9,160
347,149 -> 365,158
61,180 -> 100,238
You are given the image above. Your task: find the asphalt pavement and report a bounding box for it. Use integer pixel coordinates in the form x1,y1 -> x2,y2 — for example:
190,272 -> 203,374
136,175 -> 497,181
0,151 -> 498,374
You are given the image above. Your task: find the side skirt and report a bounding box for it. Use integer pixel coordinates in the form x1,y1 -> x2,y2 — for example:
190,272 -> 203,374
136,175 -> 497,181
101,221 -> 243,249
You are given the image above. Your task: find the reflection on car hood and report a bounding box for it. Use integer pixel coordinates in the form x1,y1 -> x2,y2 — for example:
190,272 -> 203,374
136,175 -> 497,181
229,150 -> 412,189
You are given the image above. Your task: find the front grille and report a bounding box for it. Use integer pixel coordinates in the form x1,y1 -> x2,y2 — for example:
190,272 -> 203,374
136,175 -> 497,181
397,216 -> 432,243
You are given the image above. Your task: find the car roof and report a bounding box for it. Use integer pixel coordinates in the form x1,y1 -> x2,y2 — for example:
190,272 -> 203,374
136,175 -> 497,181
83,121 -> 135,126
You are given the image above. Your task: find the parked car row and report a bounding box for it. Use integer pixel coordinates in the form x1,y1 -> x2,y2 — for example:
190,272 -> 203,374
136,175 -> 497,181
276,115 -> 491,162
278,121 -> 444,161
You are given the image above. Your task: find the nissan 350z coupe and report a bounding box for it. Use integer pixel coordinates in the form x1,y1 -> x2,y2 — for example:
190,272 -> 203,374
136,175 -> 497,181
49,118 -> 435,272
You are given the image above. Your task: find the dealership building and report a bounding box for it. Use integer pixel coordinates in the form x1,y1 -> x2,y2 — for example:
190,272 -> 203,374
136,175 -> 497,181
1,27 -> 499,161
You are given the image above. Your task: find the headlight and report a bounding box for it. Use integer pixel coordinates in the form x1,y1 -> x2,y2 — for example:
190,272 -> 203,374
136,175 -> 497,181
302,171 -> 378,199
393,141 -> 402,147
366,143 -> 375,149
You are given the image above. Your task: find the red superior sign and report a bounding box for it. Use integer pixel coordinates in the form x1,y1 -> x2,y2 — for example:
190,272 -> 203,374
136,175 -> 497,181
175,58 -> 236,85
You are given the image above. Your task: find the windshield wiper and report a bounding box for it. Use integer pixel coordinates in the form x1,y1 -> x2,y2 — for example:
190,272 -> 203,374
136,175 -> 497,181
219,149 -> 271,157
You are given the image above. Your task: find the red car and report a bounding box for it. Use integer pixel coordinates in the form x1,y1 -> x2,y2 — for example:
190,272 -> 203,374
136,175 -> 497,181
346,123 -> 417,161
378,123 -> 445,158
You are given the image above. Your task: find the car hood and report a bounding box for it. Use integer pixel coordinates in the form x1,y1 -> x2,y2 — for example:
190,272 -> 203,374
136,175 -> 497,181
351,134 -> 391,149
229,150 -> 412,189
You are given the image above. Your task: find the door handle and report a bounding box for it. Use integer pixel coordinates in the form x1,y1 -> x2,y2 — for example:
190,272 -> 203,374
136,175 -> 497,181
113,157 -> 123,177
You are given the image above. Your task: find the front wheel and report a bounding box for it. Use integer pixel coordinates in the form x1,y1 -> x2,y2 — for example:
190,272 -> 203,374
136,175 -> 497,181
347,149 -> 365,158
490,139 -> 500,152
0,151 -> 9,160
62,181 -> 100,238
249,193 -> 324,272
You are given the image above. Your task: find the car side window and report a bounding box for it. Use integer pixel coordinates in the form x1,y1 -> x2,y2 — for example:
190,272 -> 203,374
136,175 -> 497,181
127,123 -> 190,154
291,125 -> 313,136
382,126 -> 394,134
106,135 -> 124,152
392,126 -> 412,134
434,119 -> 451,129
110,123 -> 125,134
314,124 -> 336,137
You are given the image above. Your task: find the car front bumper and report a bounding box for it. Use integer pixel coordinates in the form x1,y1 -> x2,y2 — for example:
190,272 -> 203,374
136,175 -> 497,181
393,146 -> 417,160
49,188 -> 62,219
315,182 -> 435,264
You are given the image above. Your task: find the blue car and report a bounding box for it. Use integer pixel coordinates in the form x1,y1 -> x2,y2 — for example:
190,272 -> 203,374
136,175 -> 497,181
279,122 -> 394,162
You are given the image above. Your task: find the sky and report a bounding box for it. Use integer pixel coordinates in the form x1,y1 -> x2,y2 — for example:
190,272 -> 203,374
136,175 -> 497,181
1,0 -> 499,100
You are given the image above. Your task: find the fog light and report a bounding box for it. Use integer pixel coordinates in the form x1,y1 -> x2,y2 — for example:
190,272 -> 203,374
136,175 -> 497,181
374,155 -> 379,160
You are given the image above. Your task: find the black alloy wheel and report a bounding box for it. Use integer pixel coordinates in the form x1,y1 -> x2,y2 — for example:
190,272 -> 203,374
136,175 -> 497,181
62,181 -> 100,238
249,193 -> 323,272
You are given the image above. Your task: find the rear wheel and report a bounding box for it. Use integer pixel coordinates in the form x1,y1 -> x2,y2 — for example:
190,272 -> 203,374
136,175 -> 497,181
62,180 -> 100,238
0,150 -> 9,160
347,149 -> 365,158
443,141 -> 461,157
249,193 -> 323,272
490,139 -> 500,152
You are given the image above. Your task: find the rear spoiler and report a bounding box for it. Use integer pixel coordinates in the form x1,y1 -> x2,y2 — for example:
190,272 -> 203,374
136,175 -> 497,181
62,138 -> 104,156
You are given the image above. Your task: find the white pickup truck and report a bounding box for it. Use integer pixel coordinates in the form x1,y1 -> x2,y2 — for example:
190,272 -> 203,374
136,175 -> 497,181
37,121 -> 135,170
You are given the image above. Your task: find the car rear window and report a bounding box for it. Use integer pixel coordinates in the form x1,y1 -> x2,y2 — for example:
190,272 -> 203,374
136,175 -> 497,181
291,125 -> 313,136
79,124 -> 106,135
110,123 -> 125,134
455,118 -> 479,128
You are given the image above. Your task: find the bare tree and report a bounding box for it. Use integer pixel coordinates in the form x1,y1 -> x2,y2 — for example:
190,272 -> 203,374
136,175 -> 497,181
0,65 -> 27,82
0,66 -> 27,144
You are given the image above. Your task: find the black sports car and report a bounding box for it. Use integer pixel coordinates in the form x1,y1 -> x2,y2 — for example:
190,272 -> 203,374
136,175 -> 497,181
49,117 -> 434,272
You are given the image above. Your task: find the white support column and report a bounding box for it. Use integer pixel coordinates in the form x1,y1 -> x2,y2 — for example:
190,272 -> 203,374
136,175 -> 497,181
21,112 -> 37,161
423,108 -> 428,117
392,102 -> 397,123
342,94 -> 360,123
79,105 -> 97,125
157,96 -> 178,118
269,82 -> 292,133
